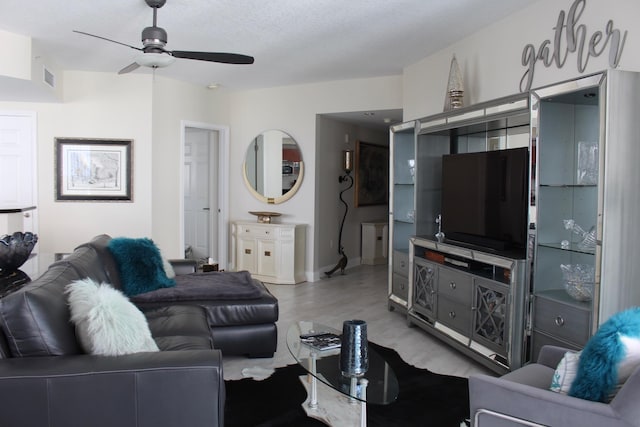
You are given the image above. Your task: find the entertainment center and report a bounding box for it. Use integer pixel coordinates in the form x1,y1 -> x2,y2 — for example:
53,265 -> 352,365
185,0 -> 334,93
410,237 -> 527,373
388,70 -> 640,373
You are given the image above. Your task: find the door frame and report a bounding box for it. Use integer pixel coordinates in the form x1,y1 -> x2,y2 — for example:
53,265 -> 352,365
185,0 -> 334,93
0,110 -> 38,233
179,120 -> 229,269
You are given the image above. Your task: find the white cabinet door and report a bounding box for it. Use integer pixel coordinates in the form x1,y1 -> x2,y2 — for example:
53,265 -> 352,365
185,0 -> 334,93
0,112 -> 36,207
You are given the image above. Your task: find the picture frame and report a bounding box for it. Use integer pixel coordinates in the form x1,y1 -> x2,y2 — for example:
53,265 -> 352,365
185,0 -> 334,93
55,138 -> 133,201
354,140 -> 389,207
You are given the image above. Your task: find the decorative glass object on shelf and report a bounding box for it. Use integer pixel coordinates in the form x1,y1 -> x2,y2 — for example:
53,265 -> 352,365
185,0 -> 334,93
577,141 -> 598,185
560,263 -> 594,302
563,219 -> 596,251
408,159 -> 415,183
435,214 -> 445,242
444,54 -> 464,111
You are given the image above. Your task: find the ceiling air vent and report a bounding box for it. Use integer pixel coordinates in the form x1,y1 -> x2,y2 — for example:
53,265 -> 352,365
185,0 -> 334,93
43,67 -> 55,88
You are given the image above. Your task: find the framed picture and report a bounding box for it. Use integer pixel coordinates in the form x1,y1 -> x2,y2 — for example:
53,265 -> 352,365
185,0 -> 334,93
355,140 -> 389,207
55,138 -> 133,201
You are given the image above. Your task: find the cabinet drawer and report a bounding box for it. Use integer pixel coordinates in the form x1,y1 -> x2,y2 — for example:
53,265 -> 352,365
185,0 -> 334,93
533,298 -> 590,345
393,251 -> 409,275
392,273 -> 408,301
438,267 -> 472,304
239,225 -> 277,239
437,297 -> 471,335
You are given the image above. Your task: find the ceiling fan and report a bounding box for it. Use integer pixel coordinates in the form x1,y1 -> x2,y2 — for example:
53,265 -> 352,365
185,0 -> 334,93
74,0 -> 254,75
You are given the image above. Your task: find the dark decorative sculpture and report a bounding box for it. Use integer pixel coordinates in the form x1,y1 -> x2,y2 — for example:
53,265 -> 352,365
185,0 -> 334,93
326,150 -> 354,277
0,232 -> 38,275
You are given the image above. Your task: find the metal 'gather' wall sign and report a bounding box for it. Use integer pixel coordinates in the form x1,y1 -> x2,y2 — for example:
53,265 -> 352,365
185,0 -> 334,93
519,0 -> 627,92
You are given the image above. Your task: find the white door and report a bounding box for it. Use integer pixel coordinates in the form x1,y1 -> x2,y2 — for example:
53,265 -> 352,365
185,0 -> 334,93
181,121 -> 229,269
184,127 -> 218,261
0,112 -> 36,207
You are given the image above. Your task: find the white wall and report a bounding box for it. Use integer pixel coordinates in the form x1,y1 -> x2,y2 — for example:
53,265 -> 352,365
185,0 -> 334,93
0,30 -> 30,80
228,75 -> 402,280
0,71 -> 153,253
150,77 -> 231,258
403,0 -> 640,120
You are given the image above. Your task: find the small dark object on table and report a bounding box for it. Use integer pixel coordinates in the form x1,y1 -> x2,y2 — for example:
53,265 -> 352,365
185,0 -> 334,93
202,263 -> 219,272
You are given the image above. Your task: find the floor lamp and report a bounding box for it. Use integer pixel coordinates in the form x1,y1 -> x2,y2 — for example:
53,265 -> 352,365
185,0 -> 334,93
325,150 -> 354,277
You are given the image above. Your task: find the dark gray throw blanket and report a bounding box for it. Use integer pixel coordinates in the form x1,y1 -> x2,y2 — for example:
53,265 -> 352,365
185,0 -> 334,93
130,270 -> 264,303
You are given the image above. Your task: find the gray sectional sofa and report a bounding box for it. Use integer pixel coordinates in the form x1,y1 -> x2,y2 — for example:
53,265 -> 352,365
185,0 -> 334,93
0,234 -> 280,427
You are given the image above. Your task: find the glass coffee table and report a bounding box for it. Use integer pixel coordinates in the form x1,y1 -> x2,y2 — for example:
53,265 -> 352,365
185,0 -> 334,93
286,321 -> 398,426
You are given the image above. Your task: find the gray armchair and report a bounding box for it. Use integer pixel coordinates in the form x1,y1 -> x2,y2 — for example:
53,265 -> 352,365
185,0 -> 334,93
469,345 -> 640,426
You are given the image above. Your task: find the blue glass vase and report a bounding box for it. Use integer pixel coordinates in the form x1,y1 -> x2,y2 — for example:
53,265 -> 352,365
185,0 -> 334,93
340,319 -> 368,377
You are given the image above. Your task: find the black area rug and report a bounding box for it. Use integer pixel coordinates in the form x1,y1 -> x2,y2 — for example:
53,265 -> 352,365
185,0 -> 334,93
225,342 -> 470,427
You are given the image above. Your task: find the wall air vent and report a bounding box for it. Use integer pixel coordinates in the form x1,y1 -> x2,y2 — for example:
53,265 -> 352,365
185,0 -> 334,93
43,67 -> 55,88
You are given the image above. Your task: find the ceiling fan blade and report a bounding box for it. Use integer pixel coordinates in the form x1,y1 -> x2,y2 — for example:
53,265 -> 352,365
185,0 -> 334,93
73,30 -> 142,51
118,62 -> 141,75
171,51 -> 254,65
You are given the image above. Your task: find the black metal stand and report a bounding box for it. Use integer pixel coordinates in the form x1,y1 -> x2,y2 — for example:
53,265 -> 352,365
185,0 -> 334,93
325,173 -> 354,277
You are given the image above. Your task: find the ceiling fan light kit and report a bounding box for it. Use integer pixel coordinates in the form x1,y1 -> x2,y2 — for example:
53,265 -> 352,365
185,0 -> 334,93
135,52 -> 175,68
74,0 -> 253,75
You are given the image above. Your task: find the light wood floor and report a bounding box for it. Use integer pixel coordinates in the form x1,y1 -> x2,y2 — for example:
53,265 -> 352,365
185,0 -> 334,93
223,264 -> 494,381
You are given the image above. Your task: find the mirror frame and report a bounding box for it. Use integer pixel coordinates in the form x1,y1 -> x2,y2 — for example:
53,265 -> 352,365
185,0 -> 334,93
242,130 -> 304,204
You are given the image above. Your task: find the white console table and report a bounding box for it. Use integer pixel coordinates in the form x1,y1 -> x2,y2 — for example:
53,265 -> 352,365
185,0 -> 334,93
231,221 -> 306,284
361,221 -> 388,265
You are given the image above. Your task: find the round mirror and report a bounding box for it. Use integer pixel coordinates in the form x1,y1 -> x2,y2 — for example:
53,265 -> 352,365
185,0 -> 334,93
242,130 -> 304,204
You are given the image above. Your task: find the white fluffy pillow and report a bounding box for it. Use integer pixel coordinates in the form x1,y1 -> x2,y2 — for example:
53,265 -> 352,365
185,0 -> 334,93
550,351 -> 581,394
66,278 -> 159,356
161,254 -> 176,279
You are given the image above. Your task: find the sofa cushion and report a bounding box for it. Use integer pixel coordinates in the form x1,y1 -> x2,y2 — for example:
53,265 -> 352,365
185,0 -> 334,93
66,278 -> 159,356
500,362 -> 555,390
569,307 -> 640,402
132,276 -> 279,327
107,237 -> 176,296
130,271 -> 264,303
0,263 -> 83,357
53,245 -> 113,286
76,234 -> 123,289
144,306 -> 214,351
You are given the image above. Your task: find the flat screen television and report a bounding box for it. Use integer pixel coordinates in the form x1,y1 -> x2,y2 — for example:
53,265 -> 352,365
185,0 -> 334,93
440,147 -> 529,254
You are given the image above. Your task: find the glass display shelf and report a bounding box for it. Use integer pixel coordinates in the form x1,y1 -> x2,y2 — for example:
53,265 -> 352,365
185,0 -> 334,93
539,184 -> 597,188
393,218 -> 414,225
537,242 -> 596,255
535,288 -> 592,310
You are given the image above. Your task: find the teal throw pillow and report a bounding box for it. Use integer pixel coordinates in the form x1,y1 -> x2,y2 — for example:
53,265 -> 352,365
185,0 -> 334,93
107,237 -> 176,296
569,307 -> 640,402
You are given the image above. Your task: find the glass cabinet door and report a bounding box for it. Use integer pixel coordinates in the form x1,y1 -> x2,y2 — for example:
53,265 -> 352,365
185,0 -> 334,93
388,121 -> 417,311
529,74 -> 604,355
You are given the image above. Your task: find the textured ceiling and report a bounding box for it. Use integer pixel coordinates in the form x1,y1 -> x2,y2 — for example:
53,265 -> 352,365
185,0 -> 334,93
0,0 -> 540,91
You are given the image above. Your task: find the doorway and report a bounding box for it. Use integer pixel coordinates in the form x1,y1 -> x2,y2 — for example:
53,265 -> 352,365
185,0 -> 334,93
0,111 -> 38,233
180,121 -> 229,269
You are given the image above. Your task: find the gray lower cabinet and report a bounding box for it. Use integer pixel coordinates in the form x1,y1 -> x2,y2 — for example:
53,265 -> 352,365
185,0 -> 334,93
531,291 -> 589,357
408,237 -> 526,373
388,249 -> 410,311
